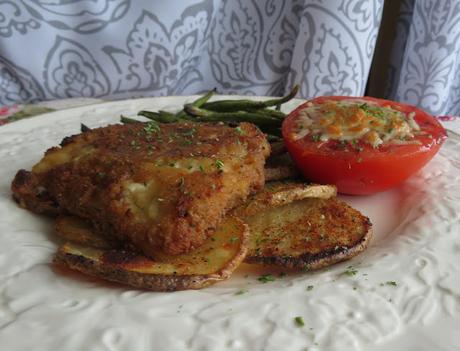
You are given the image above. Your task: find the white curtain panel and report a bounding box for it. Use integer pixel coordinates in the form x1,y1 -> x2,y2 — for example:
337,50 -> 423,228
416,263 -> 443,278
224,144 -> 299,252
386,0 -> 460,116
0,0 -> 383,106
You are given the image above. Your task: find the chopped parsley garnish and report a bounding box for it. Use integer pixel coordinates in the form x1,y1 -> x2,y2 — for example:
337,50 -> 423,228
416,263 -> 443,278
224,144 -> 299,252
353,143 -> 364,152
258,274 -> 275,283
229,236 -> 239,243
344,266 -> 358,277
306,285 -> 314,291
144,121 -> 160,134
294,316 -> 305,327
359,103 -> 369,112
382,281 -> 398,287
199,165 -> 205,173
235,126 -> 245,135
311,134 -> 321,142
234,289 -> 248,295
215,159 -> 225,170
181,128 -> 196,136
359,102 -> 388,119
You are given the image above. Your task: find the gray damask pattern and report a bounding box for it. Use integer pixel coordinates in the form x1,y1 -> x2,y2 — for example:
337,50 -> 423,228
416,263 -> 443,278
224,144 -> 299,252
209,0 -> 301,96
0,0 -> 386,107
0,1 -> 40,36
290,0 -> 383,98
386,0 -> 460,115
104,2 -> 213,96
0,0 -> 130,36
23,0 -> 130,34
0,56 -> 45,106
44,36 -> 111,99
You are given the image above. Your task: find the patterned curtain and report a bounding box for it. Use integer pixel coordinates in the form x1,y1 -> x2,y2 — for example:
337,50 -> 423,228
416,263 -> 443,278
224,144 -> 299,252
385,0 -> 460,116
1,0 -> 383,106
0,0 -> 392,109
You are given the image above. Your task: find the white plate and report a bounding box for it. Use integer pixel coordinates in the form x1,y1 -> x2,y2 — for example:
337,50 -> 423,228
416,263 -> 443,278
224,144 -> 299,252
1,97 -> 459,351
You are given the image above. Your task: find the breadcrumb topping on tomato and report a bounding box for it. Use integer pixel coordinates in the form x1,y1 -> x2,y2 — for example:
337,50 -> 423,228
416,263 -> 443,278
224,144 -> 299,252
293,99 -> 422,148
282,96 -> 447,194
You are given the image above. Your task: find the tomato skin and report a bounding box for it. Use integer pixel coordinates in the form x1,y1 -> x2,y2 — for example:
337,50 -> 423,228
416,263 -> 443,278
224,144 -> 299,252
282,96 -> 447,195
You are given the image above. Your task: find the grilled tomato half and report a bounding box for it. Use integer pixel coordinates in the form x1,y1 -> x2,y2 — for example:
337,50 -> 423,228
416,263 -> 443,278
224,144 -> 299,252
282,96 -> 447,195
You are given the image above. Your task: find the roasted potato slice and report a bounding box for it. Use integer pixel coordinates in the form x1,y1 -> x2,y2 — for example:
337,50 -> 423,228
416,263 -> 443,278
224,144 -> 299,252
55,216 -> 114,249
264,146 -> 300,182
242,198 -> 372,270
232,181 -> 337,218
54,217 -> 248,291
264,165 -> 299,181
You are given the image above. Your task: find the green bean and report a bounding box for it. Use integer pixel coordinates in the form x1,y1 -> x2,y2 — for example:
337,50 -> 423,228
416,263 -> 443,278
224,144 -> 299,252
138,110 -> 160,119
266,134 -> 282,142
192,88 -> 217,106
132,85 -> 298,139
201,85 -> 299,112
184,105 -> 281,126
158,110 -> 176,118
175,89 -> 217,119
255,108 -> 285,119
137,90 -> 216,123
137,113 -> 172,124
138,110 -> 180,123
120,116 -> 140,124
80,123 -> 91,132
254,84 -> 299,106
258,126 -> 282,137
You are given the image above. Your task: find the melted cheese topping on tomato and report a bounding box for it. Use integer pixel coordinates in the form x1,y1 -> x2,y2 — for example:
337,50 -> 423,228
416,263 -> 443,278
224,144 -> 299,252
293,99 -> 421,148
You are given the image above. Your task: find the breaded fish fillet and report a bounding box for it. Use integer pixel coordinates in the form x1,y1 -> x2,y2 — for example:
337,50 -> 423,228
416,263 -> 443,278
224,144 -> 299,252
12,122 -> 270,257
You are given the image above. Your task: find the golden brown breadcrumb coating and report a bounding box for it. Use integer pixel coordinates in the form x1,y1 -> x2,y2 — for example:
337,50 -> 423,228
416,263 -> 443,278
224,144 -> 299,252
12,122 -> 270,257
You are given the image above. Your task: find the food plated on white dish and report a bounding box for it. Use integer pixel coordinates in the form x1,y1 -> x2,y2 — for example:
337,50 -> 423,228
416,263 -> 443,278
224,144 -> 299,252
0,95 -> 458,350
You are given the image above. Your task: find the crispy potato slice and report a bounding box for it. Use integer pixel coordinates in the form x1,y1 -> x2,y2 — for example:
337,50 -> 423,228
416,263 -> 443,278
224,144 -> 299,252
55,216 -> 114,249
243,198 -> 372,270
232,181 -> 337,218
265,147 -> 299,182
54,217 -> 248,291
264,165 -> 299,181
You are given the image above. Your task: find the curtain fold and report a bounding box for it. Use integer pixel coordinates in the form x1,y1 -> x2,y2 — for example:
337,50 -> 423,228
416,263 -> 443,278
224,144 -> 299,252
0,0 -> 384,106
8,0 -> 460,115
301,1 -> 383,97
8,0 -> 459,116
385,0 -> 460,115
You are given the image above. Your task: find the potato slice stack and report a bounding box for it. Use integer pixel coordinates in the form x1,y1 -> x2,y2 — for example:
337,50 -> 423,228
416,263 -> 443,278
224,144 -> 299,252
54,181 -> 372,291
